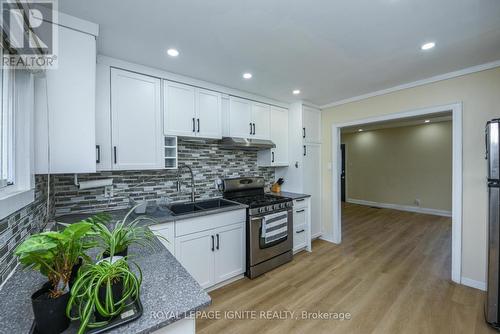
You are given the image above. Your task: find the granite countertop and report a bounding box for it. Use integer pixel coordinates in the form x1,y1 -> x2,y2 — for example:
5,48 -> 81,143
268,191 -> 311,200
0,201 -> 253,334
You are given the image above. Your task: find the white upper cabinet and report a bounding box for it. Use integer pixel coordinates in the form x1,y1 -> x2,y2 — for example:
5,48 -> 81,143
228,96 -> 253,138
164,81 -> 196,137
164,81 -> 222,139
257,106 -> 289,167
196,88 -> 222,139
302,106 -> 321,143
111,69 -> 163,170
251,102 -> 271,140
228,96 -> 272,140
35,24 -> 97,174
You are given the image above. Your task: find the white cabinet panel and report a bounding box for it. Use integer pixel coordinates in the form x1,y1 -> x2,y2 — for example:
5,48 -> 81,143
111,69 -> 163,170
175,230 -> 215,289
214,223 -> 245,283
164,81 -> 196,137
150,222 -> 175,255
303,144 -> 322,238
35,25 -> 96,174
251,102 -> 271,140
95,62 -> 112,171
229,97 -> 252,138
302,106 -> 321,144
270,106 -> 288,165
196,88 -> 222,139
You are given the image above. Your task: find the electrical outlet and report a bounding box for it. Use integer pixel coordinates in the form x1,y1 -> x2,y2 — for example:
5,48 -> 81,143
104,185 -> 113,198
414,199 -> 421,206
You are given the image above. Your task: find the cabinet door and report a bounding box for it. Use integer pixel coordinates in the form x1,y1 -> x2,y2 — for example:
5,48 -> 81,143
293,208 -> 308,251
196,88 -> 222,139
95,62 -> 112,171
302,106 -> 321,143
270,106 -> 289,166
175,230 -> 215,289
303,144 -> 322,238
214,223 -> 245,284
111,69 -> 163,170
164,81 -> 196,137
229,97 -> 253,138
149,223 -> 175,255
251,102 -> 271,140
34,25 -> 96,174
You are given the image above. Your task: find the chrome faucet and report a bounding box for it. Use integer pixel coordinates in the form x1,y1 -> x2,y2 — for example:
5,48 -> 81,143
177,163 -> 196,202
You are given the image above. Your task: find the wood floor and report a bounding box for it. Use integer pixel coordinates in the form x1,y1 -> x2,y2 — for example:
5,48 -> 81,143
196,203 -> 495,334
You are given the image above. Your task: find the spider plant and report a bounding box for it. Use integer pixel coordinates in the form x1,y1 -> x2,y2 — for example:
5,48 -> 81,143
91,206 -> 162,259
66,258 -> 142,334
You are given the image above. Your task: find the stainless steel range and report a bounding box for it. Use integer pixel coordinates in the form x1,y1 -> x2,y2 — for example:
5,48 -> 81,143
222,177 -> 293,278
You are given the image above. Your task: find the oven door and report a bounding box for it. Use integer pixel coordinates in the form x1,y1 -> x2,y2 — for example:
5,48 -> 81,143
248,208 -> 293,266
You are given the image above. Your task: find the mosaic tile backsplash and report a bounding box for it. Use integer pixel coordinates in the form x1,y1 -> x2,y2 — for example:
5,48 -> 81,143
0,175 -> 53,286
53,140 -> 276,216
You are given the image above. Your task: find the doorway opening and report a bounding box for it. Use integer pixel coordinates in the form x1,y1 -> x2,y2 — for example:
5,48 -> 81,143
329,103 -> 463,284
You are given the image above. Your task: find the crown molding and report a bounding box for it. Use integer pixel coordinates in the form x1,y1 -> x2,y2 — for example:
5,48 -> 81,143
320,59 -> 500,109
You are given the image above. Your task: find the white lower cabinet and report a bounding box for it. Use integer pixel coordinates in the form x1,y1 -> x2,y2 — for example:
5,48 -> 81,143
153,209 -> 246,290
293,198 -> 312,253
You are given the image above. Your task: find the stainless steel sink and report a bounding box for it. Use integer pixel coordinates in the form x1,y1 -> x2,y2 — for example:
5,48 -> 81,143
168,199 -> 239,216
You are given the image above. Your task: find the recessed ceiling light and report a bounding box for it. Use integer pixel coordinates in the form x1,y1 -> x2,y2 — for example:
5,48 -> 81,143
358,129 -> 363,132
167,48 -> 179,57
424,119 -> 431,123
421,42 -> 435,51
293,89 -> 301,95
243,73 -> 252,79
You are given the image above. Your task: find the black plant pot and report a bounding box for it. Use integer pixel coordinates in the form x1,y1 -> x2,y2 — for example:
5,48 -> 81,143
69,257 -> 83,289
103,247 -> 128,258
94,279 -> 124,322
31,286 -> 70,334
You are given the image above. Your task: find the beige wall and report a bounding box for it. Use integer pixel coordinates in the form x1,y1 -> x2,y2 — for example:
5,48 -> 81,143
322,66 -> 500,284
342,121 -> 452,212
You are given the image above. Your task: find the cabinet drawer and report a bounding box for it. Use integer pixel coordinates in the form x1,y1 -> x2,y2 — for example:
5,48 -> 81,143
175,209 -> 246,237
293,224 -> 307,250
294,207 -> 307,227
294,198 -> 308,209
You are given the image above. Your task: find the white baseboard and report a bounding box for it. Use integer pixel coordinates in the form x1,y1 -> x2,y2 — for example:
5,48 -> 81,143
311,232 -> 323,239
461,277 -> 486,291
347,198 -> 452,217
206,274 -> 245,292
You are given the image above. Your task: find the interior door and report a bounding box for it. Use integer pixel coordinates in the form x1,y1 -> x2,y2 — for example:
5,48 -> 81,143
196,88 -> 222,139
214,223 -> 245,283
303,144 -> 322,238
341,144 -> 346,202
164,81 -> 196,137
270,106 -> 289,165
111,69 -> 162,170
251,102 -> 271,140
229,97 -> 253,138
175,230 -> 215,289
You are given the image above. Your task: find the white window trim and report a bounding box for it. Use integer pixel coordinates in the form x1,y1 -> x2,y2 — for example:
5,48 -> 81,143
0,70 -> 35,220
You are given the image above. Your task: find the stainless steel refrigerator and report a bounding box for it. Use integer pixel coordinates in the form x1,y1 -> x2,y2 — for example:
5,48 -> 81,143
486,119 -> 500,327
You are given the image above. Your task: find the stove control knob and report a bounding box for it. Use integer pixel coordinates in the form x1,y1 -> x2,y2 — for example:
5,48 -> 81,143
259,207 -> 265,214
280,203 -> 286,209
286,202 -> 293,208
267,205 -> 274,211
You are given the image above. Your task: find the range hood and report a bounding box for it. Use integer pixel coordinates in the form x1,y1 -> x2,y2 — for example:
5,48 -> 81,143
219,137 -> 276,150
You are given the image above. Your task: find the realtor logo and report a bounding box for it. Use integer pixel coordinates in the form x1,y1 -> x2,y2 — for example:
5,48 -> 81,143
1,0 -> 58,69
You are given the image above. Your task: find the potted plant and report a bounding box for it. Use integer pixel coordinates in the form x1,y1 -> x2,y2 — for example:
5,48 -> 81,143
14,222 -> 94,334
66,257 -> 142,334
91,207 -> 160,259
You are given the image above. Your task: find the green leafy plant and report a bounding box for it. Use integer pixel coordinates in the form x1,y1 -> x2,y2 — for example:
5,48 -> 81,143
14,222 -> 94,298
66,258 -> 142,334
91,206 -> 161,258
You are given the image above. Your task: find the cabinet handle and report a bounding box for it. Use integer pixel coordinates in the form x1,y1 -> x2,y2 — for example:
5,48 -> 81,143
303,127 -> 306,138
253,123 -> 256,135
113,146 -> 117,164
197,118 -> 200,133
96,145 -> 100,164
272,151 -> 275,163
296,198 -> 305,202
303,145 -> 306,156
296,209 -> 305,213
216,234 -> 220,250
296,229 -> 305,234
250,122 -> 253,135
211,235 -> 214,252
192,118 -> 196,132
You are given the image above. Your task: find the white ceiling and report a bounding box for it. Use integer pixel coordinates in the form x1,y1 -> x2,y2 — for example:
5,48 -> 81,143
59,0 -> 500,106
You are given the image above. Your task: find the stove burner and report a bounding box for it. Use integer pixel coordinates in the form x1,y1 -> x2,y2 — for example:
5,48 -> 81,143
230,194 -> 291,208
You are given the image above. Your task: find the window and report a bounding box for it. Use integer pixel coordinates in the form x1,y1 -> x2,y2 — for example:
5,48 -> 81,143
1,64 -> 15,189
